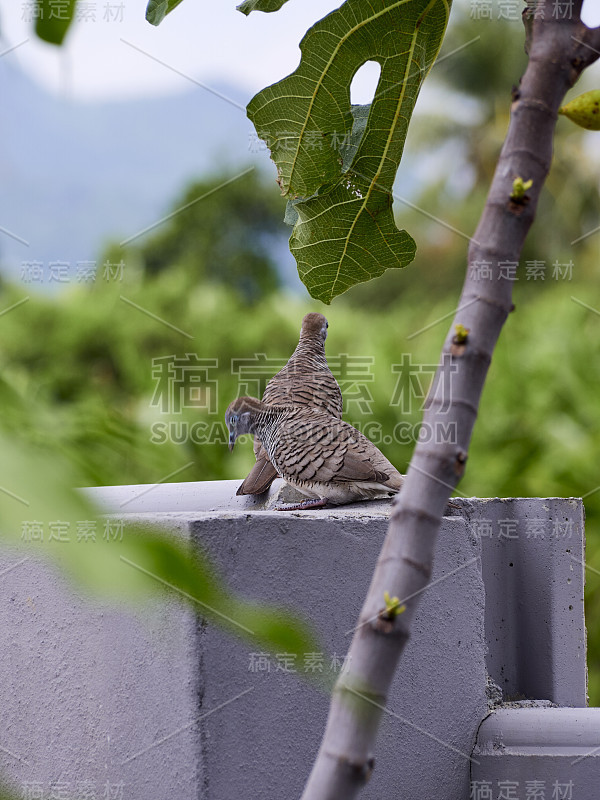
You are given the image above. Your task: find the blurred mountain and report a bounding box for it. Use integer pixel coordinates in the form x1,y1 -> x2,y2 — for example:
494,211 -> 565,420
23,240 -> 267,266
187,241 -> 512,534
0,60 -> 261,284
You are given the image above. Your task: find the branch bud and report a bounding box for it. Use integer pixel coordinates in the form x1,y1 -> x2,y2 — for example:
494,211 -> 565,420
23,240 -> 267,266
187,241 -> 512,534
510,177 -> 533,202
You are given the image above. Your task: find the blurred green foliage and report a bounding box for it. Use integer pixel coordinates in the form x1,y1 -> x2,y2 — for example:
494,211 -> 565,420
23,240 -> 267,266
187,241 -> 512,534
133,169 -> 283,301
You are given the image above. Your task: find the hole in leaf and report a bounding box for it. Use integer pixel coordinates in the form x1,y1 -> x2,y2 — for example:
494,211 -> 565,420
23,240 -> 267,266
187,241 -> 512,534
581,0 -> 600,26
350,60 -> 381,106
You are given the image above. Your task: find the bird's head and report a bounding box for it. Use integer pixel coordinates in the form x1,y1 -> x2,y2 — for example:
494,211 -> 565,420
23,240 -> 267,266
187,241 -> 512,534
225,396 -> 263,452
300,312 -> 328,343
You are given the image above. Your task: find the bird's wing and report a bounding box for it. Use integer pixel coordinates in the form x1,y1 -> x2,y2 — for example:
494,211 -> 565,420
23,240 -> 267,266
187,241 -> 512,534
274,416 -> 391,484
336,449 -> 391,484
237,443 -> 279,495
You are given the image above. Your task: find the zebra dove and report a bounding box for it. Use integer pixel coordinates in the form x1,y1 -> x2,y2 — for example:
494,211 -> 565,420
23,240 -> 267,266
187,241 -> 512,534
226,397 -> 403,510
236,312 -> 342,496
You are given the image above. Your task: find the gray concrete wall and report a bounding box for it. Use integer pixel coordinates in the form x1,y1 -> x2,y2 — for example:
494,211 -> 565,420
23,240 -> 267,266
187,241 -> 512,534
0,552 -> 200,799
0,482 -> 590,798
476,497 -> 586,706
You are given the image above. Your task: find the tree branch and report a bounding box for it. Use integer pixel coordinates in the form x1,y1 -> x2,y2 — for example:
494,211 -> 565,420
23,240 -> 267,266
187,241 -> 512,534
301,4 -> 600,798
578,23 -> 600,64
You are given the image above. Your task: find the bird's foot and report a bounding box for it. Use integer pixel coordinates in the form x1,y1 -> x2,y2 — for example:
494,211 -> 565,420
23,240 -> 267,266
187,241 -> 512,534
275,498 -> 328,511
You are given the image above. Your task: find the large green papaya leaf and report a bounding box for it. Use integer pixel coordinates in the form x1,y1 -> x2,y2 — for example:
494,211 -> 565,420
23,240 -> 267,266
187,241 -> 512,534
247,0 -> 452,303
291,177 -> 417,301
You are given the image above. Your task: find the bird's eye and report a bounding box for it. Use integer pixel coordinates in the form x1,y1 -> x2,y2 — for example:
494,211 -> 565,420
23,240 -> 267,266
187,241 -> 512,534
231,414 -> 238,424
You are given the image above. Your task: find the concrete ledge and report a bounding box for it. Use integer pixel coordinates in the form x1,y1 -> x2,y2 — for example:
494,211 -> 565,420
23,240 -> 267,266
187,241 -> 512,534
472,708 -> 600,796
88,481 -> 587,706
84,477 -> 396,515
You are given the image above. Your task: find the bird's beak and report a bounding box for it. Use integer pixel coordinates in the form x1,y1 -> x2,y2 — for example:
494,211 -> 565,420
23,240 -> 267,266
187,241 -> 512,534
228,432 -> 236,452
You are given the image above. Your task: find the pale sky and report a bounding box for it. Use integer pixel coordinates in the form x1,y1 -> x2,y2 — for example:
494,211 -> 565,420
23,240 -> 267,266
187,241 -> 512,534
0,1 -> 349,101
2,0 -> 598,104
